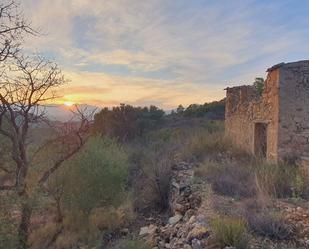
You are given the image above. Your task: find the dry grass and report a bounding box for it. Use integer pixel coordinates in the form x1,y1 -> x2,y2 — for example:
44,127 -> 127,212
195,152 -> 309,200
246,212 -> 294,240
211,216 -> 249,249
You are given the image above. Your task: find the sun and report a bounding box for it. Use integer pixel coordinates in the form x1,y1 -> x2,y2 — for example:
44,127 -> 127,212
63,101 -> 74,107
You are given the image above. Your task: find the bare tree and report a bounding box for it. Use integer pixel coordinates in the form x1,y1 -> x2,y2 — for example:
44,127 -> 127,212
0,56 -> 91,249
0,0 -> 34,62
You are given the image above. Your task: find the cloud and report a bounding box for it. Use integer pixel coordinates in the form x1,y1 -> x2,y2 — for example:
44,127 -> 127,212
22,0 -> 309,108
53,70 -> 224,109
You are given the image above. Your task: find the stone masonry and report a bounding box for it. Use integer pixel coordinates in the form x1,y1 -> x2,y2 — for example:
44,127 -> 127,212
225,60 -> 309,165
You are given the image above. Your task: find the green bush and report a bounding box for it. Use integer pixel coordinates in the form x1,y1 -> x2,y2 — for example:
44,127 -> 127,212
62,137 -> 128,213
211,217 -> 249,249
115,238 -> 151,249
93,104 -> 164,141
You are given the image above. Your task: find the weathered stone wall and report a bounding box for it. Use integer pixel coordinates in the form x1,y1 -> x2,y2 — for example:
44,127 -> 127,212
277,61 -> 309,160
225,68 -> 280,161
225,60 -> 309,163
225,86 -> 258,152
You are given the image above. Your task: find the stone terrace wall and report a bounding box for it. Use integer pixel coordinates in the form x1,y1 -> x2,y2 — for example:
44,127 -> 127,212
278,61 -> 309,160
225,69 -> 281,161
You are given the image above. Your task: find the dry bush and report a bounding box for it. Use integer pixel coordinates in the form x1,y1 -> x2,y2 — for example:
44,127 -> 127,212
0,199 -> 18,249
29,223 -> 60,249
197,153 -> 308,200
254,161 -> 299,198
89,198 -> 136,233
180,131 -> 230,161
246,212 -> 294,240
197,161 -> 256,198
211,216 -> 249,249
292,167 -> 309,199
131,148 -> 174,211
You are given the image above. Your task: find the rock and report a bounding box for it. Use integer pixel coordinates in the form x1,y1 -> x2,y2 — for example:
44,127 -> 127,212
139,224 -> 158,237
223,247 -> 237,249
188,215 -> 196,224
191,238 -> 203,249
195,214 -> 208,227
168,214 -> 183,225
184,209 -> 195,221
187,225 -> 210,242
183,244 -> 192,249
160,225 -> 175,240
139,226 -> 149,236
173,203 -> 186,214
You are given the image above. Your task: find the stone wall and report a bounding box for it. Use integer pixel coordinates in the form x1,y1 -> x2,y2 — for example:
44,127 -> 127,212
225,67 -> 280,161
277,61 -> 309,160
225,60 -> 309,163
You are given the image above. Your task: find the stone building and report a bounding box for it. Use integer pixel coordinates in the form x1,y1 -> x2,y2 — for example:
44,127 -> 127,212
225,60 -> 309,166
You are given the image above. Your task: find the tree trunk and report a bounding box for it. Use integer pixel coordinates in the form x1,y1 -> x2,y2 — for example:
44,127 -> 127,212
17,197 -> 32,249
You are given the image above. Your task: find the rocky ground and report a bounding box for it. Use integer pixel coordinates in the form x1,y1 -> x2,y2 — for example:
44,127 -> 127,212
138,160 -> 309,249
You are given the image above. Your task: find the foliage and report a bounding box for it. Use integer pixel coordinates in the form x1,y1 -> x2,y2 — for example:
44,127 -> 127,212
128,135 -> 175,211
196,148 -> 309,199
59,136 -> 129,215
173,99 -> 225,119
255,161 -> 304,198
178,121 -> 227,161
93,104 -> 165,141
202,161 -> 256,198
114,238 -> 151,249
0,195 -> 18,249
253,77 -> 265,95
211,216 -> 249,249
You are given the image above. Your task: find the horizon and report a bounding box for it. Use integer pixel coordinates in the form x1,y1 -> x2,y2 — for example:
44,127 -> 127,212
22,0 -> 309,109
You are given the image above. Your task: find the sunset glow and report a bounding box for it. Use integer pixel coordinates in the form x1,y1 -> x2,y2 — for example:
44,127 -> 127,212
63,101 -> 74,107
22,0 -> 309,109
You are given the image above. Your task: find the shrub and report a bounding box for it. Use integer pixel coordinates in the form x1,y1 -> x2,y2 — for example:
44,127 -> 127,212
114,238 -> 151,249
181,130 -> 230,161
254,161 -> 303,198
199,154 -> 308,200
131,147 -> 174,211
61,136 -> 129,215
198,161 -> 256,198
292,167 -> 309,199
93,104 -> 164,141
211,216 -> 249,249
246,212 -> 294,240
0,195 -> 18,249
46,136 -> 130,247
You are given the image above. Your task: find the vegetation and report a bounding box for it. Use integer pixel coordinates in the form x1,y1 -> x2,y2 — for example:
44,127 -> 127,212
0,2 -> 308,249
114,238 -> 151,249
60,137 -> 128,215
253,77 -> 265,95
174,99 -> 225,118
246,212 -> 294,240
93,104 -> 165,141
211,217 -> 249,249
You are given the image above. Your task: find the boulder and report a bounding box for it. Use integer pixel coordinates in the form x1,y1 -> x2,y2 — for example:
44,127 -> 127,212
168,214 -> 183,225
139,224 -> 158,237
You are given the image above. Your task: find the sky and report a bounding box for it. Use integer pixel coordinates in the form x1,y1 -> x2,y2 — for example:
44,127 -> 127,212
22,0 -> 309,109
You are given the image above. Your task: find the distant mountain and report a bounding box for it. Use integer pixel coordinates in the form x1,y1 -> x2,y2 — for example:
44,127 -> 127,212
41,104 -> 99,121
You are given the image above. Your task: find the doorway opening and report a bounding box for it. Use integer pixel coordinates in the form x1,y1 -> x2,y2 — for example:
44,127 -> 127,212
254,123 -> 268,158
